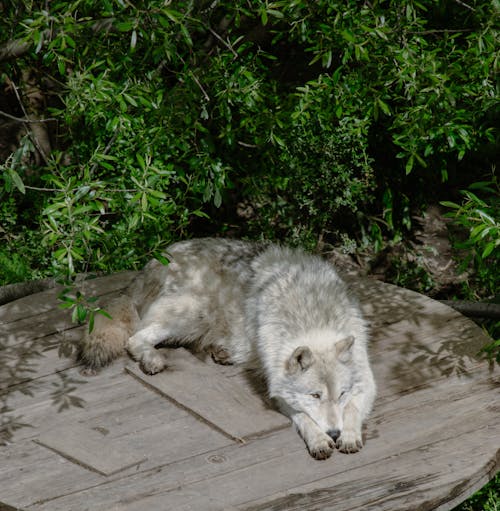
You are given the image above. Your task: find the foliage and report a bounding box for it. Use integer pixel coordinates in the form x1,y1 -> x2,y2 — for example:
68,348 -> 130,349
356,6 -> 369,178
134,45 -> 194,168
0,0 -> 498,282
442,176 -> 500,295
452,472 -> 500,511
442,173 -> 500,362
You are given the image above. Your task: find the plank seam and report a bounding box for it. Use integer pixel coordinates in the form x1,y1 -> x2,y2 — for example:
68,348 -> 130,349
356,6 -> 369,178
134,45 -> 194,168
124,366 -> 245,444
32,439 -> 145,477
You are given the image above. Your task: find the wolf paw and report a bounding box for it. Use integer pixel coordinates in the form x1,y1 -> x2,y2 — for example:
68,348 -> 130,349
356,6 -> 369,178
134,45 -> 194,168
336,429 -> 363,454
140,352 -> 167,375
308,434 -> 335,460
79,366 -> 98,377
209,345 -> 233,365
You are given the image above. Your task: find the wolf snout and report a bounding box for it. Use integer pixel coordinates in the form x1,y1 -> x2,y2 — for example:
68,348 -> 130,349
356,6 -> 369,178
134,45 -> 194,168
326,428 -> 341,442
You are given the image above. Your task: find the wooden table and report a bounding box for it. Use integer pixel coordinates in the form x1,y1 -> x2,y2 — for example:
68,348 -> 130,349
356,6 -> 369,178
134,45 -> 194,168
1,272 -> 498,510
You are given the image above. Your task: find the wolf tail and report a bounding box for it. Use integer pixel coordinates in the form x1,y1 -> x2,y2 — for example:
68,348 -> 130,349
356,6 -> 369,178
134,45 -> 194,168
78,293 -> 139,374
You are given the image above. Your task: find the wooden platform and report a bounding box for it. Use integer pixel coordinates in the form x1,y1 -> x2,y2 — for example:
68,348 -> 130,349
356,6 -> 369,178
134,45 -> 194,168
0,272 -> 498,511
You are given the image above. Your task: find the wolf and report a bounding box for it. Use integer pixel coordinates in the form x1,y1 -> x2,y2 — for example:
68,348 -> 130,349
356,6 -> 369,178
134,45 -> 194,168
79,238 -> 376,460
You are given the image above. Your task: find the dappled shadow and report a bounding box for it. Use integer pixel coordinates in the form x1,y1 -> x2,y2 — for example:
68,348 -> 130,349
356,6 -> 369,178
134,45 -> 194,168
1,271 -> 494,443
345,276 -> 494,396
0,328 -> 87,445
0,272 -> 136,444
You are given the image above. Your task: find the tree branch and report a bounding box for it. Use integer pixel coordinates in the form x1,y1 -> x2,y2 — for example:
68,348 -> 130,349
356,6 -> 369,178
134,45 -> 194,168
454,0 -> 476,11
440,300 -> 500,320
0,38 -> 30,61
0,110 -> 56,123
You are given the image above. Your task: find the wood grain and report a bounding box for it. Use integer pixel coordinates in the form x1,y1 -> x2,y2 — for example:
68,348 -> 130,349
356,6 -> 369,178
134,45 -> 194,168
0,273 -> 497,511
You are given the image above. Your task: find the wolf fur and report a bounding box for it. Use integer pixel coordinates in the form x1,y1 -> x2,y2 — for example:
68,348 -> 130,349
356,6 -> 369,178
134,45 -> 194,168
79,238 -> 376,460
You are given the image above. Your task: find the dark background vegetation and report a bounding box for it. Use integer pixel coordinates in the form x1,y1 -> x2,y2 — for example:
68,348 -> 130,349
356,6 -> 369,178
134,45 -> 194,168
0,1 -> 498,508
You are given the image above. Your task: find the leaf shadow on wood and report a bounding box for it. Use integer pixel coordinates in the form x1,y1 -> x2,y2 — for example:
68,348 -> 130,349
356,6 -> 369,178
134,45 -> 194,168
0,328 -> 86,445
347,276 -> 493,396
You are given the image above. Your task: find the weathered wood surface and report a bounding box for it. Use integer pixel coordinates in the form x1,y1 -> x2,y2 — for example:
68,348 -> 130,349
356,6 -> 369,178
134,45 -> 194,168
0,272 -> 498,511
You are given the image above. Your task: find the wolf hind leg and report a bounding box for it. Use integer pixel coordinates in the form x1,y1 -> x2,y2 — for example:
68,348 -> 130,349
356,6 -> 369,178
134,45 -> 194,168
207,344 -> 234,365
126,323 -> 176,375
127,291 -> 212,374
78,293 -> 139,374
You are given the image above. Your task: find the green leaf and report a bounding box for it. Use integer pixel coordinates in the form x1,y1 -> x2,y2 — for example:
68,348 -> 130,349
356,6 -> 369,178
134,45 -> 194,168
123,93 -> 138,107
88,311 -> 95,333
267,9 -> 284,19
405,155 -> 414,175
8,169 -> 25,194
155,254 -> 170,266
163,8 -> 182,23
341,30 -> 355,43
481,242 -> 495,259
260,9 -> 268,26
136,153 -> 146,170
440,201 -> 460,209
115,21 -> 133,32
377,98 -> 391,116
77,304 -> 88,323
57,58 -> 66,76
214,188 -> 222,208
97,309 -> 113,320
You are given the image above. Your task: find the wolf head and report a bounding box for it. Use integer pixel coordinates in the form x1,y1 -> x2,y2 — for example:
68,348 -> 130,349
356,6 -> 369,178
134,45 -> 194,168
270,335 -> 356,440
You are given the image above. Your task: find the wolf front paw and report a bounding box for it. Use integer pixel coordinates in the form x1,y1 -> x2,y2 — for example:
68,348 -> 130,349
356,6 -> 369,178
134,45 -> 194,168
336,429 -> 363,454
140,351 -> 167,375
307,433 -> 335,460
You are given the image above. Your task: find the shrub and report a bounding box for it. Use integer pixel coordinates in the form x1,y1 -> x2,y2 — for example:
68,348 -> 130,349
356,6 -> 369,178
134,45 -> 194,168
442,174 -> 500,361
0,0 -> 497,280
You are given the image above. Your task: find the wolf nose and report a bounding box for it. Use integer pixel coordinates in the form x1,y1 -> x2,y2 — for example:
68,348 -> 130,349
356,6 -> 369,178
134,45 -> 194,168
327,429 -> 341,442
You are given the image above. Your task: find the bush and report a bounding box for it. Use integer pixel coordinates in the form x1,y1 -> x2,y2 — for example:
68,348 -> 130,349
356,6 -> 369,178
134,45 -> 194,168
442,173 -> 500,362
0,0 -> 497,280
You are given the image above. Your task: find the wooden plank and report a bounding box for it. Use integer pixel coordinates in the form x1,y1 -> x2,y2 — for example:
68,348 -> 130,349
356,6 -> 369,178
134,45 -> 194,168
41,397 -> 498,511
35,423 -> 146,476
0,440 -> 104,509
0,271 -> 137,325
0,366 -> 233,508
22,367 -> 498,511
0,328 -> 82,391
1,273 -> 498,511
1,358 -> 233,461
236,427 -> 499,511
125,348 -> 290,441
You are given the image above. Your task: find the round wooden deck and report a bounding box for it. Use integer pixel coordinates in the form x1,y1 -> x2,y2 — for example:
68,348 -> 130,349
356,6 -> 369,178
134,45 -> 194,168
0,272 -> 498,511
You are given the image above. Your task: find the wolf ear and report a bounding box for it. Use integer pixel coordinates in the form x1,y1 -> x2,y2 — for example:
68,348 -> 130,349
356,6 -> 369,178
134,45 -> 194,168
286,346 -> 313,374
336,336 -> 355,362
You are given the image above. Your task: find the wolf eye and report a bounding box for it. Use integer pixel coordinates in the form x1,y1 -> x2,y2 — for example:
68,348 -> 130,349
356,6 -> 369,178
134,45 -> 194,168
310,392 -> 322,399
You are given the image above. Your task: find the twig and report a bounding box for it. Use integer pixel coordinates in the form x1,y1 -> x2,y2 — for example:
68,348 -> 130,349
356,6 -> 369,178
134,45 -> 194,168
0,110 -> 56,123
454,0 -> 476,11
24,185 -> 138,193
410,28 -> 473,35
237,141 -> 258,148
89,131 -> 119,176
208,28 -> 238,58
7,77 -> 51,164
0,38 -> 31,61
189,71 -> 210,102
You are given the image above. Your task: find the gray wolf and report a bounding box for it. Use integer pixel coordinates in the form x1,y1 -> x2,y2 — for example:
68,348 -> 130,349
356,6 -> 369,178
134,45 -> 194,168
79,238 -> 376,460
